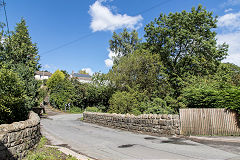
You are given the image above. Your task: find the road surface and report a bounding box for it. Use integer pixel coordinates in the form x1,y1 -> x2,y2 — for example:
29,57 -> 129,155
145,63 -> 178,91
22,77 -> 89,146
41,113 -> 240,160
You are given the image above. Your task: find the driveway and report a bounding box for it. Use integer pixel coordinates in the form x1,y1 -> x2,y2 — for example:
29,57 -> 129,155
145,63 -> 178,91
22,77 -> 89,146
41,113 -> 240,160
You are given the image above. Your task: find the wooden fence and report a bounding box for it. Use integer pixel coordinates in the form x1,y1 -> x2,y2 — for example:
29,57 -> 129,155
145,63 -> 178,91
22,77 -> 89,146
180,108 -> 240,136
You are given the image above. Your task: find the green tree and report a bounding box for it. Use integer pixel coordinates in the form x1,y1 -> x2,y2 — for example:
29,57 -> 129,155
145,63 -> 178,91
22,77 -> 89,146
181,76 -> 240,114
144,5 -> 228,96
47,70 -> 74,109
108,88 -> 148,115
109,28 -> 141,63
108,49 -> 171,98
0,67 -> 27,124
47,70 -> 65,90
5,18 -> 40,70
0,19 -> 40,123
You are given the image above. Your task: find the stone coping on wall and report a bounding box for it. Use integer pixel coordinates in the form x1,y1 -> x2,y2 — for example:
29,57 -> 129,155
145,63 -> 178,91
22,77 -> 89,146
0,111 -> 41,160
0,111 -> 40,133
83,112 -> 180,136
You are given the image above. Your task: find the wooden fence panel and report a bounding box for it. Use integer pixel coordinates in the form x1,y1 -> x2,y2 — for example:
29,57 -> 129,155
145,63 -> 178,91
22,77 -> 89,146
180,108 -> 240,136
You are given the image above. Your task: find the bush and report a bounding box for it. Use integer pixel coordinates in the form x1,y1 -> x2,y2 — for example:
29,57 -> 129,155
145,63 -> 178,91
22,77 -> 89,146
182,77 -> 240,114
47,70 -> 74,110
0,67 -> 28,124
71,79 -> 115,111
108,88 -> 148,115
142,98 -> 175,114
85,106 -> 100,112
36,86 -> 48,105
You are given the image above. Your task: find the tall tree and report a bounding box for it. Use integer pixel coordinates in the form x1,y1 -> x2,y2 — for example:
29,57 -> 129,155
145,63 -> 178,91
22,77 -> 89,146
144,5 -> 228,96
7,18 -> 40,70
109,28 -> 141,63
108,49 -> 171,98
0,19 -> 40,123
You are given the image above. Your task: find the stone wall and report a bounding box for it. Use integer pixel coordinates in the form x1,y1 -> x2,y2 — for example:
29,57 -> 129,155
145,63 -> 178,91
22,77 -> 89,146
0,111 -> 41,160
83,112 -> 180,136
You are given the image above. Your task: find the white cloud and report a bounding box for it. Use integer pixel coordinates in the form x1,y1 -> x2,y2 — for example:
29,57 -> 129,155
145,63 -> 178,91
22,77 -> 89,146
224,8 -> 233,12
104,49 -> 117,67
224,0 -> 240,6
105,59 -> 113,67
217,12 -> 240,66
89,1 -> 143,32
218,11 -> 240,30
217,31 -> 240,66
82,68 -> 94,76
44,64 -> 50,69
222,0 -> 240,7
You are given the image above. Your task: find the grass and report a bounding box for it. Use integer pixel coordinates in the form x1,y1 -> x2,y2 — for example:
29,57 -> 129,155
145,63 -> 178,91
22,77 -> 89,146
24,137 -> 78,160
66,106 -> 84,114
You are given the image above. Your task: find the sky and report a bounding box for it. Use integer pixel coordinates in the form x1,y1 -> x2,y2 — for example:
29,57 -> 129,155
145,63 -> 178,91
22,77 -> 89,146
1,0 -> 240,75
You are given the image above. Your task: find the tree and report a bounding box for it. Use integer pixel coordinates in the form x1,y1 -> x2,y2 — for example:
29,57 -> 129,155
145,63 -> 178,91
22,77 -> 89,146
0,19 -> 40,123
109,28 -> 141,63
47,70 -> 74,109
144,5 -> 228,96
0,67 -> 27,124
47,70 -> 65,90
6,18 -> 40,70
108,49 -> 171,98
181,76 -> 240,114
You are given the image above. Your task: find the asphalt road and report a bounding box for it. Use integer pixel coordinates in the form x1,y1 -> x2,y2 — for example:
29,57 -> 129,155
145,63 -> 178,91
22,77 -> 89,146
41,113 -> 240,160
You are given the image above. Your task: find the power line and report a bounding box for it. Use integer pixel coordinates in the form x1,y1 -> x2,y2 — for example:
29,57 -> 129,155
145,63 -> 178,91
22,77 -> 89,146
41,33 -> 93,56
135,0 -> 172,15
2,0 -> 10,37
40,0 -> 173,58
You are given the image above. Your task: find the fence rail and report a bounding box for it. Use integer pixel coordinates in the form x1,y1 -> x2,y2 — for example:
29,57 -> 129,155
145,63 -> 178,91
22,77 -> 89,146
180,108 -> 240,136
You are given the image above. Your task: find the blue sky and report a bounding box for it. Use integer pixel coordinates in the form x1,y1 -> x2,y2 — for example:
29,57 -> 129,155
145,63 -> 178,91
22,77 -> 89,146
1,0 -> 240,74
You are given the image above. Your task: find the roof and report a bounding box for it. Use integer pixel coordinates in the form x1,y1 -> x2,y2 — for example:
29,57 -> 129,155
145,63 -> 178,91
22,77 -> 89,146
72,73 -> 91,78
35,71 -> 52,77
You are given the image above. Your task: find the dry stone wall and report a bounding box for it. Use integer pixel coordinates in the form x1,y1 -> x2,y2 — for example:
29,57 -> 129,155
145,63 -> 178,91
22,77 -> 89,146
0,111 -> 41,160
83,112 -> 180,136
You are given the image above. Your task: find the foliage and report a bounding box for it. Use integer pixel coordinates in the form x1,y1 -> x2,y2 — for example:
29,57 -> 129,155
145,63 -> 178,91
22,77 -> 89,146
46,70 -> 65,90
108,49 -> 171,98
108,88 -> 149,115
0,67 -> 27,124
66,106 -> 83,113
0,18 -> 40,123
70,74 -> 115,112
142,98 -> 175,114
36,86 -> 48,105
47,70 -> 74,109
109,28 -> 141,63
181,76 -> 240,114
144,5 -> 228,96
85,106 -> 101,112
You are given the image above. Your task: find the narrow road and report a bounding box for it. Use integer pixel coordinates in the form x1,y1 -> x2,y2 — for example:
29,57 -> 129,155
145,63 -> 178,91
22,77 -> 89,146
41,111 -> 240,160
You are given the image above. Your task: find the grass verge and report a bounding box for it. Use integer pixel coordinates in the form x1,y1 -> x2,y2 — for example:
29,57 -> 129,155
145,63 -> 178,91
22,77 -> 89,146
24,137 -> 78,160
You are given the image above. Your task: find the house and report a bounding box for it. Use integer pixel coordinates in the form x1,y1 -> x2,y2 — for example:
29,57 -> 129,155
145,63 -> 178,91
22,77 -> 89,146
70,72 -> 92,83
35,71 -> 52,80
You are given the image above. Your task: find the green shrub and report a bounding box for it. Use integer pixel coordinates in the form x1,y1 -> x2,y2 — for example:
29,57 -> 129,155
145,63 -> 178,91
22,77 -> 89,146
85,106 -> 100,112
108,88 -> 148,115
142,98 -> 175,114
182,77 -> 240,114
36,86 -> 48,105
0,67 -> 28,124
67,106 -> 83,113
